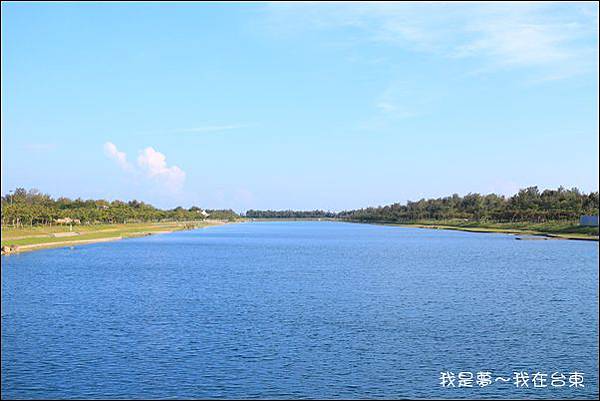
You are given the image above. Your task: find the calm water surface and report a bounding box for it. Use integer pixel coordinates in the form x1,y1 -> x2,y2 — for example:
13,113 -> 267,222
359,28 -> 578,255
2,222 -> 598,399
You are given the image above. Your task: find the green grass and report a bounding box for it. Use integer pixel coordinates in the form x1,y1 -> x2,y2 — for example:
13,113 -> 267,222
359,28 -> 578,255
1,221 -> 225,249
3,222 -> 179,239
389,219 -> 598,240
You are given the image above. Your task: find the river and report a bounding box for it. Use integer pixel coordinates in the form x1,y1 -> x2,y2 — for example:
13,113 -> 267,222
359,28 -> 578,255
2,221 -> 598,399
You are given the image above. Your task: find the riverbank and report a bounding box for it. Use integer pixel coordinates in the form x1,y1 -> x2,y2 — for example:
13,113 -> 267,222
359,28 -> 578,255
355,219 -> 599,241
1,220 -> 232,255
244,218 -> 599,240
241,218 -> 599,241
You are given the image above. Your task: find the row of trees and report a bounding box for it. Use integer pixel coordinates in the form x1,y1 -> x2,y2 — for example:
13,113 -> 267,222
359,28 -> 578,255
337,187 -> 599,223
3,186 -> 597,227
241,187 -> 598,223
1,188 -> 239,227
245,210 -> 337,219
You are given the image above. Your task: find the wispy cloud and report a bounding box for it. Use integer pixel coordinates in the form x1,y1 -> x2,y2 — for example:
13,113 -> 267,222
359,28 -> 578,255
375,101 -> 397,114
170,124 -> 250,134
452,4 -> 599,80
266,2 -> 598,80
23,143 -> 57,153
136,124 -> 251,136
373,80 -> 434,120
359,79 -> 441,130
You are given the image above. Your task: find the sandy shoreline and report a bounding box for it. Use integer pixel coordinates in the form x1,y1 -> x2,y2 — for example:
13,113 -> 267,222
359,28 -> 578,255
13,236 -> 125,252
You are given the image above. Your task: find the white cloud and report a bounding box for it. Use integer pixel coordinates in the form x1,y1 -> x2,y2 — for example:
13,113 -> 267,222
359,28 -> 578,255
103,142 -> 186,191
103,142 -> 131,171
137,147 -> 186,191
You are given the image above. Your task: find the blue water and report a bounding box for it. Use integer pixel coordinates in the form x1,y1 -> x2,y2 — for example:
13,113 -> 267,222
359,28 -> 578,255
2,221 -> 598,399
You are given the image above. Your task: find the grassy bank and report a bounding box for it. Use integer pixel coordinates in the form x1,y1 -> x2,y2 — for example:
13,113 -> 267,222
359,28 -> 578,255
363,219 -> 599,241
1,220 -> 230,254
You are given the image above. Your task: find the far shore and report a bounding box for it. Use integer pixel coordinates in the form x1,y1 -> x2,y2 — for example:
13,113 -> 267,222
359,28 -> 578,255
356,221 -> 599,241
1,220 -> 235,255
247,218 -> 599,241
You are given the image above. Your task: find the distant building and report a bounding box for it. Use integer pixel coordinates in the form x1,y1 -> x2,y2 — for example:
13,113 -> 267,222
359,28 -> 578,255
580,215 -> 599,226
55,217 -> 81,225
195,210 -> 209,218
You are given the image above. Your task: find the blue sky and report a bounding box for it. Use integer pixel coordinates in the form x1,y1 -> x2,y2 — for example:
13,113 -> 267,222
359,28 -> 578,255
1,2 -> 598,211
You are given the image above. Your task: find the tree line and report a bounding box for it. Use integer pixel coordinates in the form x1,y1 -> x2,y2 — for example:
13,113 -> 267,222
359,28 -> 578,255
2,186 -> 598,228
245,210 -> 337,219
337,186 -> 598,223
1,188 -> 239,227
244,186 -> 598,223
